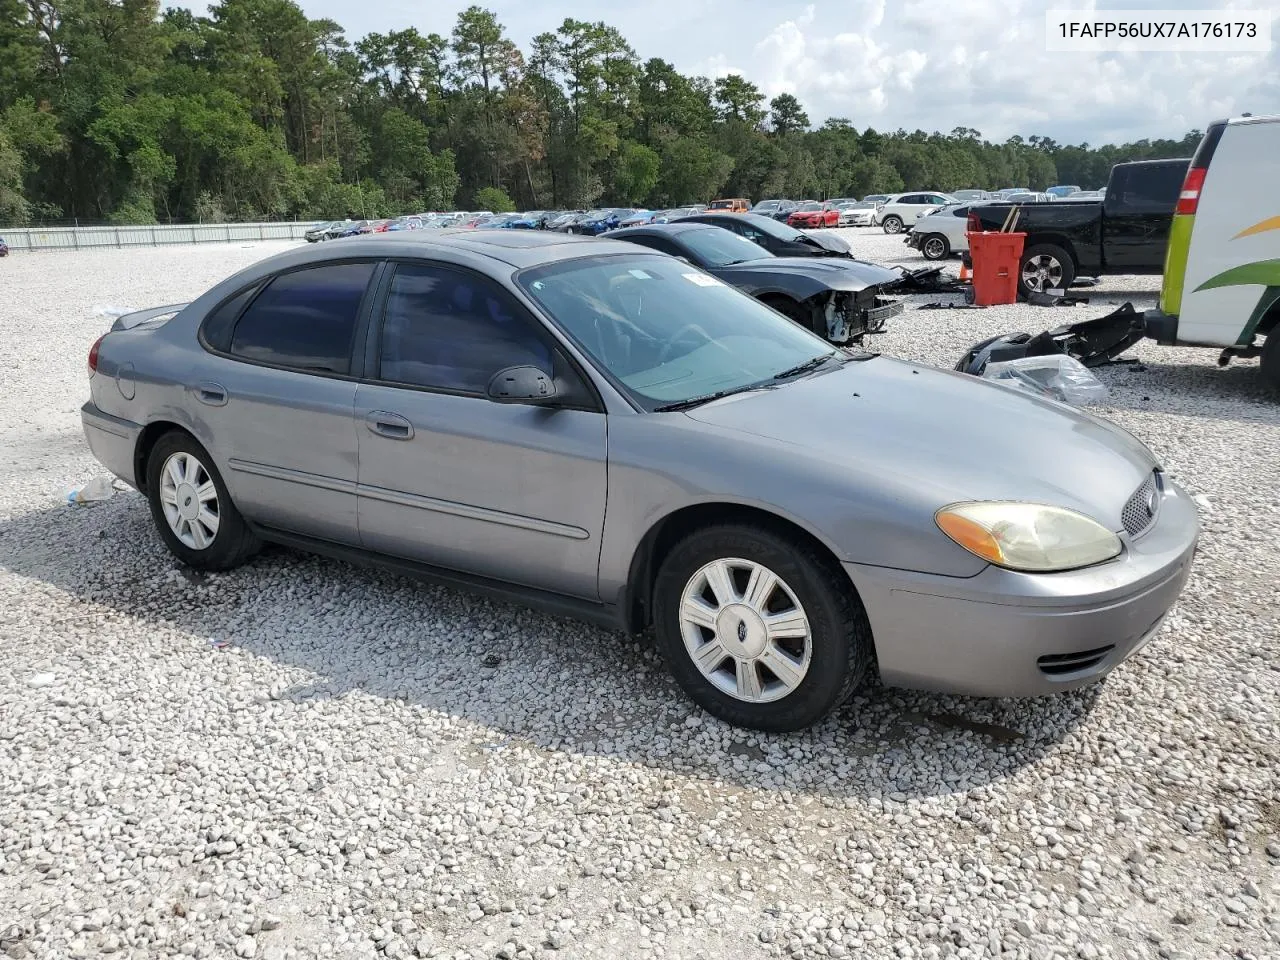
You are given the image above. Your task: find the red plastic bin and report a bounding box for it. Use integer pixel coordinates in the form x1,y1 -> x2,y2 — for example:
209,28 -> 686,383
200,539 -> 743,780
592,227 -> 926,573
965,231 -> 1025,306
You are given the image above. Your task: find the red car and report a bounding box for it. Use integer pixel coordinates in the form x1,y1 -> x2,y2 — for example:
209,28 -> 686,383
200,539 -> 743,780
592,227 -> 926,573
786,201 -> 840,229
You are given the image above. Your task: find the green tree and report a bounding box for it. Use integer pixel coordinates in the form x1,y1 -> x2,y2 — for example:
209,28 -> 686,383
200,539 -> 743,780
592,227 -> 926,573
769,93 -> 809,136
474,184 -> 513,211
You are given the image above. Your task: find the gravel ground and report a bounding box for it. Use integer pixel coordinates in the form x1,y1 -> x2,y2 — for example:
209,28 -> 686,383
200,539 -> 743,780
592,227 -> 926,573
1,234 -> 1278,960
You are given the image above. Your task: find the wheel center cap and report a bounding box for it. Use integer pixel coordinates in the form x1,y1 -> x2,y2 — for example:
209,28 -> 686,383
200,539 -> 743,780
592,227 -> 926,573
176,482 -> 200,521
716,604 -> 767,659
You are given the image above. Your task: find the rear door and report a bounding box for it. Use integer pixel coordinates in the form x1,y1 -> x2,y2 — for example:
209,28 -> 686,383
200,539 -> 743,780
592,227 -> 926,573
192,260 -> 379,544
1102,161 -> 1188,271
353,261 -> 608,599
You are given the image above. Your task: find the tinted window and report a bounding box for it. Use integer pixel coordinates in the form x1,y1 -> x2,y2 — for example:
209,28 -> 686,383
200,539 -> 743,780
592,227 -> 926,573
229,263 -> 374,373
618,234 -> 685,257
378,264 -> 554,394
202,283 -> 261,353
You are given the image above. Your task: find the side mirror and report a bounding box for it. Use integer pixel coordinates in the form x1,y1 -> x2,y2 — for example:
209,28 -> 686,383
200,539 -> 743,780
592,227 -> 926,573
486,365 -> 559,404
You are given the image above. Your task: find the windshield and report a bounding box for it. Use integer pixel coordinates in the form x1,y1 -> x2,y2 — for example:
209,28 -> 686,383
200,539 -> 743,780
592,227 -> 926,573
681,228 -> 772,266
518,254 -> 836,408
797,202 -> 821,212
753,201 -> 780,211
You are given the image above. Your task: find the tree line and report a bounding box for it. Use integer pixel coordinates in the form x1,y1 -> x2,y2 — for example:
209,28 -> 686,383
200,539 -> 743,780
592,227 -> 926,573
0,0 -> 1205,225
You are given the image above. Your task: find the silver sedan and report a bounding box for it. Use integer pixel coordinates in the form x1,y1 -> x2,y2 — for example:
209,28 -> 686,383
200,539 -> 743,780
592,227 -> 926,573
81,230 -> 1199,731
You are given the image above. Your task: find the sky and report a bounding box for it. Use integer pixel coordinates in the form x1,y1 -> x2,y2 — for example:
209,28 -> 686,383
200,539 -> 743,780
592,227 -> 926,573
184,0 -> 1280,145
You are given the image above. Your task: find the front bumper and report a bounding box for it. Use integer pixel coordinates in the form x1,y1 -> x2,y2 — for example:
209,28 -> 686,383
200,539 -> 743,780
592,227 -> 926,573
82,401 -> 143,489
844,480 -> 1199,698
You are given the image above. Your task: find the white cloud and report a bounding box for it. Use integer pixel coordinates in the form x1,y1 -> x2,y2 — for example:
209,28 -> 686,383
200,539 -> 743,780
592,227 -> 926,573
693,0 -> 1278,142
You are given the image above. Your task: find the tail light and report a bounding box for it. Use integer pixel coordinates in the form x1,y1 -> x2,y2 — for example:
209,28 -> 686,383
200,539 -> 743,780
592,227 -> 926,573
967,211 -> 981,233
88,333 -> 106,376
1175,167 -> 1206,216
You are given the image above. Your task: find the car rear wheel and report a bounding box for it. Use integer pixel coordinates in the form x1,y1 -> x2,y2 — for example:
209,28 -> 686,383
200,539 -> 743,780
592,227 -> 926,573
652,523 -> 873,732
881,215 -> 903,235
1019,243 -> 1076,297
921,234 -> 950,260
145,431 -> 259,571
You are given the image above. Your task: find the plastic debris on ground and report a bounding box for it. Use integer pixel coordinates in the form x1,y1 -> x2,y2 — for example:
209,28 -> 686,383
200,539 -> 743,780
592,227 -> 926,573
982,354 -> 1109,405
62,475 -> 126,505
955,302 -> 1147,375
889,265 -> 968,294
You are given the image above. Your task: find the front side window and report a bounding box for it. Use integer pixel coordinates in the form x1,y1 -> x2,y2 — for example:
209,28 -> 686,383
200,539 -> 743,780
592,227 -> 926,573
518,254 -> 834,408
678,229 -> 771,267
228,262 -> 375,373
377,263 -> 555,394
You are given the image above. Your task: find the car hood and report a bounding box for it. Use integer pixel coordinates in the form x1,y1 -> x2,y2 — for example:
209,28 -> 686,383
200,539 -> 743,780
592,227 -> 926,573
719,256 -> 901,290
684,357 -> 1155,526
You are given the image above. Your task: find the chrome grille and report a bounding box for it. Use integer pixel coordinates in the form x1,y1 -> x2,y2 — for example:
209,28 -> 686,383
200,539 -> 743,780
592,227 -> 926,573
1121,470 -> 1161,537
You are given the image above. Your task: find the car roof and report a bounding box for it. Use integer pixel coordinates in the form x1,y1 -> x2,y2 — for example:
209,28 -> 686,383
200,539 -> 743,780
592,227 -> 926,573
612,222 -> 712,235
258,228 -> 649,275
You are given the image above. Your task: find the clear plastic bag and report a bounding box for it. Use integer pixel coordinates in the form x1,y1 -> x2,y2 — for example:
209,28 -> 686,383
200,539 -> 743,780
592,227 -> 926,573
62,475 -> 125,505
982,354 -> 1109,405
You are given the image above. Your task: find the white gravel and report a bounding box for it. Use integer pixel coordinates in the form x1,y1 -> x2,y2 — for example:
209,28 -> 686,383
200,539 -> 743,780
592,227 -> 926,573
1,236 -> 1278,960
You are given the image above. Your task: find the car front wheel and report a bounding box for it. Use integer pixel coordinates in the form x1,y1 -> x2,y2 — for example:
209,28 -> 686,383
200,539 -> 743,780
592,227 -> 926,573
652,523 -> 873,731
145,431 -> 259,571
881,215 -> 903,234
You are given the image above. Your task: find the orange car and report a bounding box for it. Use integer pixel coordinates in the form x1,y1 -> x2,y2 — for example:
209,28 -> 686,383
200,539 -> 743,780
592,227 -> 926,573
706,198 -> 750,214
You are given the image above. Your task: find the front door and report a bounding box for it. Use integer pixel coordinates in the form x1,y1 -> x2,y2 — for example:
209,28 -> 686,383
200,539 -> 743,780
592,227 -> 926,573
354,261 -> 608,600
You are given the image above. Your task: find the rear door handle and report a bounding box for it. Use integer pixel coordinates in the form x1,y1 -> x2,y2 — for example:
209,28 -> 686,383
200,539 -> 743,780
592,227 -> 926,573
366,410 -> 414,440
194,381 -> 228,406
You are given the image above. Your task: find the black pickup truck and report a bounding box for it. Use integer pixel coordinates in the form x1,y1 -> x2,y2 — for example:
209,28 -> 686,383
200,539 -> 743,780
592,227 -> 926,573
967,158 -> 1190,297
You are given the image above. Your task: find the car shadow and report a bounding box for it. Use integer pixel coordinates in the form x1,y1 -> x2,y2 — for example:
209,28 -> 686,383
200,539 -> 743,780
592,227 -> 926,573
0,496 -> 1108,801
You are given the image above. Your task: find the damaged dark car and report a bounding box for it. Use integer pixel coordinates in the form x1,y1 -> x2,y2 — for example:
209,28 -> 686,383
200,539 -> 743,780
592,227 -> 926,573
678,212 -> 855,259
608,222 -> 904,345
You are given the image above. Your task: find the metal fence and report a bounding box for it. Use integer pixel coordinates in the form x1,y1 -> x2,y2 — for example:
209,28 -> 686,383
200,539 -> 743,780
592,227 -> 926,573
1,221 -> 312,253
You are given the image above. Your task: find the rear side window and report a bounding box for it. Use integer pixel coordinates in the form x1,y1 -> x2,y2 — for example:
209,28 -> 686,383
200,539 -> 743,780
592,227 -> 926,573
228,262 -> 376,374
1108,162 -> 1190,213
201,283 -> 261,353
620,234 -> 685,257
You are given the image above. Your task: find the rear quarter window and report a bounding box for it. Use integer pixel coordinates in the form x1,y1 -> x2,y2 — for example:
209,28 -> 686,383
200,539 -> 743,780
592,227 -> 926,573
226,261 -> 377,374
200,283 -> 261,353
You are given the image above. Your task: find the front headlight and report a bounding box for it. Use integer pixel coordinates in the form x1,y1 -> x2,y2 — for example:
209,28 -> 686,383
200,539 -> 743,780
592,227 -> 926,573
935,502 -> 1122,572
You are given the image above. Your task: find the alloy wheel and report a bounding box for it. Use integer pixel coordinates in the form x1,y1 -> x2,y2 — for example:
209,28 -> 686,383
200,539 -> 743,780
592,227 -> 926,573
158,451 -> 220,550
678,557 -> 812,703
923,236 -> 947,259
1021,254 -> 1064,292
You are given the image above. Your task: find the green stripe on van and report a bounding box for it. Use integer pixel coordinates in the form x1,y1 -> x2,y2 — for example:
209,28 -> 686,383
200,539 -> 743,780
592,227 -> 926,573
1159,214 -> 1194,316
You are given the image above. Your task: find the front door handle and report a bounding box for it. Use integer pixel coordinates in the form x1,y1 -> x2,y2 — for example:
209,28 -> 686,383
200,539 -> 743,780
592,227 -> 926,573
194,381 -> 228,406
366,410 -> 414,440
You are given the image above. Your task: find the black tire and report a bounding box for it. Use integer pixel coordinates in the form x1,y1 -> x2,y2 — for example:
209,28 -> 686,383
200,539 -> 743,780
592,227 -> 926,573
145,431 -> 259,571
1261,332 -> 1280,391
881,215 -> 904,235
1019,243 -> 1076,298
652,523 -> 874,732
920,234 -> 950,261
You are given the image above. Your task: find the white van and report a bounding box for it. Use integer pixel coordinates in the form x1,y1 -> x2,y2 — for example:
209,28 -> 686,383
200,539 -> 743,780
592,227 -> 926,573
1147,114 -> 1280,387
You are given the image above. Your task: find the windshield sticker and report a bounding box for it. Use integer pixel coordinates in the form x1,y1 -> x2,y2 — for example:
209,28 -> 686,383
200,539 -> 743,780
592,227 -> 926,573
682,273 -> 721,287
628,269 -> 653,280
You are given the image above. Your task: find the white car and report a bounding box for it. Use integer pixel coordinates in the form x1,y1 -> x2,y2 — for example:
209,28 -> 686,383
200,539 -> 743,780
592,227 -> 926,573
904,203 -> 977,260
837,201 -> 878,226
875,192 -> 957,234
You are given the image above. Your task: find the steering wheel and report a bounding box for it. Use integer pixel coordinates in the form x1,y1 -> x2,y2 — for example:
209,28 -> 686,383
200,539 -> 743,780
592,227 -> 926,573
657,323 -> 715,364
